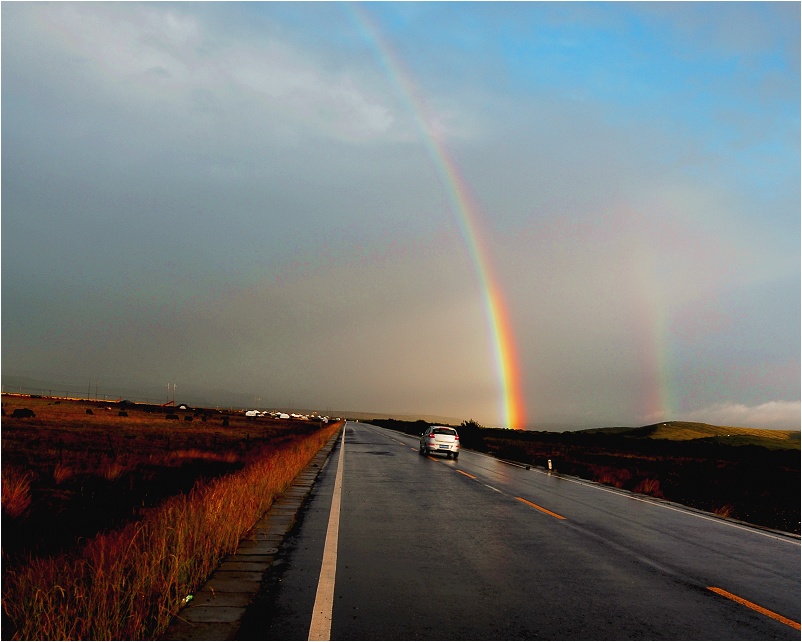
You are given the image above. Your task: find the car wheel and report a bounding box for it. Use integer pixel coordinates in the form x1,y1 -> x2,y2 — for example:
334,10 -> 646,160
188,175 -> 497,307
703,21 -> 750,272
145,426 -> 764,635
453,452 -> 459,460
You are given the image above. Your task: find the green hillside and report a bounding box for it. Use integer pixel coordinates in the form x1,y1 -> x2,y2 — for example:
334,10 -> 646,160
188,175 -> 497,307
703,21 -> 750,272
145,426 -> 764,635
584,421 -> 800,450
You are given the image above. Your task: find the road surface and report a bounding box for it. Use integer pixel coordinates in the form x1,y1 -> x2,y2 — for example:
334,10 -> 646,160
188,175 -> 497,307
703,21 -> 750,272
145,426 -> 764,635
236,422 -> 800,640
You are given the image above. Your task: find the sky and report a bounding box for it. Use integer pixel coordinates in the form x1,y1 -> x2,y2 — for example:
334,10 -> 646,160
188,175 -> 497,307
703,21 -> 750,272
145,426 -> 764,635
2,2 -> 799,430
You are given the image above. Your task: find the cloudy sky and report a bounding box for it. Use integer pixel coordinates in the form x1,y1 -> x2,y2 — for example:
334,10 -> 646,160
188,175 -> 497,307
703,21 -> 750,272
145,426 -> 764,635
2,2 -> 799,429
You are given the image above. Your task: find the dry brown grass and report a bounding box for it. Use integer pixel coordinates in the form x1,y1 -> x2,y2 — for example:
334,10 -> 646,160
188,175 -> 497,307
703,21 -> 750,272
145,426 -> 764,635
589,465 -> 632,488
1,468 -> 34,519
52,462 -> 74,485
1,394 -> 342,640
649,422 -> 798,444
632,477 -> 664,498
712,504 -> 735,518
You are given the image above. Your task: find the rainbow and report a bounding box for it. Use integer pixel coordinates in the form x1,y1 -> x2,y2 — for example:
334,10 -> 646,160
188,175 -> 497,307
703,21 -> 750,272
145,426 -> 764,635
349,5 -> 526,428
610,204 -> 675,424
628,211 -> 675,424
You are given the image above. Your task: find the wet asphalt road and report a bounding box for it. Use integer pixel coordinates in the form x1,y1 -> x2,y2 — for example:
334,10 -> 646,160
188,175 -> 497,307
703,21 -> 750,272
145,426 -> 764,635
236,422 -> 800,640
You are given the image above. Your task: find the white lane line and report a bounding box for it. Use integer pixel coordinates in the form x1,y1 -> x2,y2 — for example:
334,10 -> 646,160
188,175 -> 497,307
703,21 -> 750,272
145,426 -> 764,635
485,485 -> 502,493
308,428 -> 346,641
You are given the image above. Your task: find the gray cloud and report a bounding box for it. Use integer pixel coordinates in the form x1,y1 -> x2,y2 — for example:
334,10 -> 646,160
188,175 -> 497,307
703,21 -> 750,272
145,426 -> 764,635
674,401 -> 801,432
3,3 -> 798,429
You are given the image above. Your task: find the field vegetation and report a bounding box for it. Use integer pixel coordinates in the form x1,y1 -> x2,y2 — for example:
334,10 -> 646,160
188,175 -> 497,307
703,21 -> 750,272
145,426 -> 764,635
584,421 -> 800,449
1,394 -> 341,640
371,419 -> 800,534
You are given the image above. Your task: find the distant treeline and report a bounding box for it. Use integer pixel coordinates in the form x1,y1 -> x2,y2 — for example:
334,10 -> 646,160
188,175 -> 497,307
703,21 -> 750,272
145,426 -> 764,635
369,418 -> 800,534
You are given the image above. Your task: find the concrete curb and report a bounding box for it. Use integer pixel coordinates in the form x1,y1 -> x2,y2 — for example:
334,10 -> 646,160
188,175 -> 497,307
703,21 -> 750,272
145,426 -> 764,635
161,426 -> 344,641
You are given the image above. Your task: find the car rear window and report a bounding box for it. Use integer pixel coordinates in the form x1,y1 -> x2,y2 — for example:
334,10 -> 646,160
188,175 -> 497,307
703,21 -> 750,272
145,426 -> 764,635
432,428 -> 456,435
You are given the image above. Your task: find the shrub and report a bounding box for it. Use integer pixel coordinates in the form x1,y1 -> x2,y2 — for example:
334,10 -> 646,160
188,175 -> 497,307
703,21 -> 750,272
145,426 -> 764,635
590,465 -> 632,488
633,478 -> 664,498
2,468 -> 35,518
712,504 -> 735,518
53,462 -> 74,485
103,462 -> 127,481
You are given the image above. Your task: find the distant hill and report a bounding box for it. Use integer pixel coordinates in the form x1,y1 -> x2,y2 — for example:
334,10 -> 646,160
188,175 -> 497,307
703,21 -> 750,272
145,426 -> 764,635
582,421 -> 800,450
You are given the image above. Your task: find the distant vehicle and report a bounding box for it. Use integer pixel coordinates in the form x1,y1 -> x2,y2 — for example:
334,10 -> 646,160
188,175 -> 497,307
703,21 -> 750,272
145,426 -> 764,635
419,426 -> 459,459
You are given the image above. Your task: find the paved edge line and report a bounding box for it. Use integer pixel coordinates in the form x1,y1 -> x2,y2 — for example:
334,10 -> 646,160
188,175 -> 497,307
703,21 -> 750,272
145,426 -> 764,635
160,425 -> 345,641
308,428 -> 346,640
707,586 -> 801,631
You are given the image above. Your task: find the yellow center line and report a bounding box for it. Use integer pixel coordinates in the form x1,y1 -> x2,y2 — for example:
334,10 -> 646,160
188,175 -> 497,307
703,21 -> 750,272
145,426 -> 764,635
707,587 -> 800,631
427,456 -> 439,461
515,496 -> 566,520
456,470 -> 477,479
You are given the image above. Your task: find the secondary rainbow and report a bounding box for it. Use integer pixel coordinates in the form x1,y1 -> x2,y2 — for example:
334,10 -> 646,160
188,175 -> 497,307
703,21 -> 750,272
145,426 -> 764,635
349,6 -> 525,428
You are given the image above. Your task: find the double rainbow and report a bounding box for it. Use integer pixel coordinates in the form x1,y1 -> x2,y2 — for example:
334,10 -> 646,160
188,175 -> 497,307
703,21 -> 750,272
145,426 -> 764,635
350,6 -> 526,428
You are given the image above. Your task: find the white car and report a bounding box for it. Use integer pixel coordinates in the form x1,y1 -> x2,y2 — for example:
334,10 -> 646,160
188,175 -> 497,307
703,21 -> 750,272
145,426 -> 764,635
419,426 -> 460,459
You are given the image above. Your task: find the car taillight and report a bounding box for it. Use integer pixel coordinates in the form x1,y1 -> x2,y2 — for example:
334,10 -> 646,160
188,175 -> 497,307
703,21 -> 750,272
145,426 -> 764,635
454,434 -> 459,440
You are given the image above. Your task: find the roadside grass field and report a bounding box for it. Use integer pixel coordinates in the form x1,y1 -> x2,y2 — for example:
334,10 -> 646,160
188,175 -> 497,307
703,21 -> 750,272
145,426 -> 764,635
481,424 -> 800,533
1,394 -> 342,640
587,421 -> 801,449
649,422 -> 798,444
